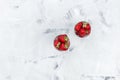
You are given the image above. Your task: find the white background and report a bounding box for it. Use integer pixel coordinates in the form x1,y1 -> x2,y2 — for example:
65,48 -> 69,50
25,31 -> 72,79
0,0 -> 120,80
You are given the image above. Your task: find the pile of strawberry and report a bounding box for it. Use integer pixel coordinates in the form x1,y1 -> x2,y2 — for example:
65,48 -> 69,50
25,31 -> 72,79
54,34 -> 70,51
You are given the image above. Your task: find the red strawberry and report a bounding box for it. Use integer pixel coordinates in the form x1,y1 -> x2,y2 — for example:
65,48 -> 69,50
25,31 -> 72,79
74,22 -> 82,32
58,34 -> 68,42
54,39 -> 61,49
59,43 -> 67,50
79,29 -> 86,37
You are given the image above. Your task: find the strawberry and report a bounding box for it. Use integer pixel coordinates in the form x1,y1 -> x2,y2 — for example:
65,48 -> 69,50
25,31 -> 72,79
58,34 -> 68,42
79,29 -> 86,37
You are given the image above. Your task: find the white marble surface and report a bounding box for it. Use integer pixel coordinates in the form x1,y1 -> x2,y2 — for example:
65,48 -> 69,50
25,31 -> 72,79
0,0 -> 120,80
